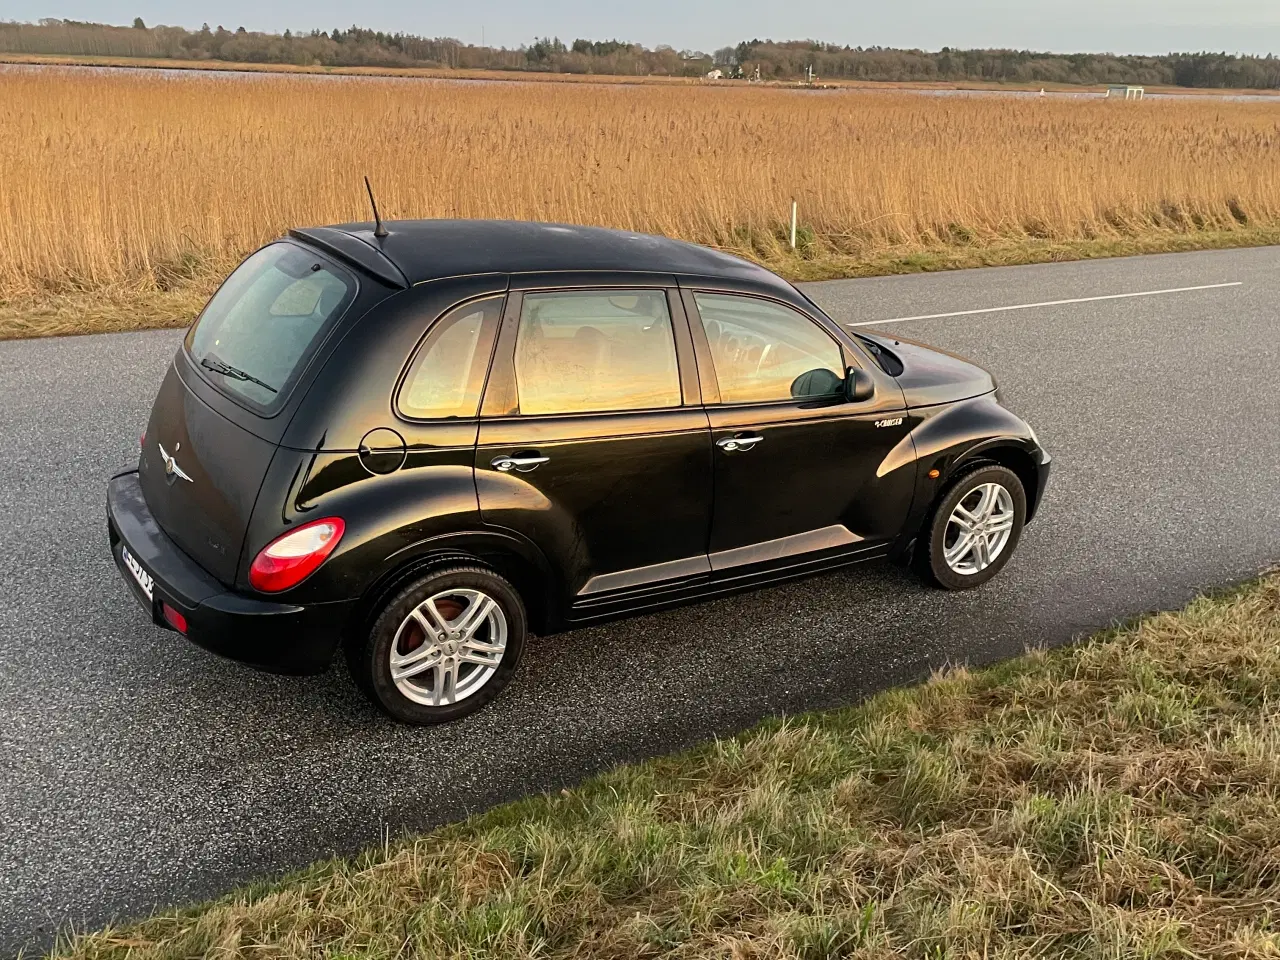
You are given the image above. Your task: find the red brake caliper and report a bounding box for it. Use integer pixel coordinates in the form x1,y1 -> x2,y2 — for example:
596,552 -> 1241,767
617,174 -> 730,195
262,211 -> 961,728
398,596 -> 465,655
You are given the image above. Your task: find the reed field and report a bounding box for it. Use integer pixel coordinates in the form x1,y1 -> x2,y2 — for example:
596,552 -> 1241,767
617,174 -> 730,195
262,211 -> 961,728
3,67 -> 1280,336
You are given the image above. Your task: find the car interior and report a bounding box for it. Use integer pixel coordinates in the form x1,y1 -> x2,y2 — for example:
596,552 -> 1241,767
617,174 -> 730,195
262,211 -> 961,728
515,291 -> 682,413
696,296 -> 845,402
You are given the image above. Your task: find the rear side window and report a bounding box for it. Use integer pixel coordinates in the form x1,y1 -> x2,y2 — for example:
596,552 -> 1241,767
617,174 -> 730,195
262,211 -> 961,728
186,243 -> 355,411
514,290 -> 682,415
398,297 -> 503,419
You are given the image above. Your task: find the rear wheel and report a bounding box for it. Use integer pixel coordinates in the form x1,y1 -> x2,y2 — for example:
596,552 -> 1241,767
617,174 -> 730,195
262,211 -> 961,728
919,465 -> 1026,590
351,565 -> 527,723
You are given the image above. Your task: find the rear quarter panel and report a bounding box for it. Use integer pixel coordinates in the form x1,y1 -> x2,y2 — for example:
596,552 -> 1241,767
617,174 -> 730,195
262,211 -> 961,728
239,277 -> 512,601
241,438 -> 485,602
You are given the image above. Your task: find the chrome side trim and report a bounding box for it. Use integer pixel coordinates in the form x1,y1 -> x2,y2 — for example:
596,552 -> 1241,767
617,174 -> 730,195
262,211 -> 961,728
565,543 -> 889,624
709,524 -> 861,572
578,555 -> 712,596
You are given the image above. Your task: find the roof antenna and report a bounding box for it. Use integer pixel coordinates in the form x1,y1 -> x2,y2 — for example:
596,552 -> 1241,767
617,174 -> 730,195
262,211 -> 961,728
364,176 -> 388,239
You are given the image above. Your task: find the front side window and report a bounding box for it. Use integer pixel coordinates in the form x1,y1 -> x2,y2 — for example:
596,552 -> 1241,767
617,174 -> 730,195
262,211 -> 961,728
187,243 -> 355,411
398,297 -> 503,419
514,290 -> 682,415
694,293 -> 845,403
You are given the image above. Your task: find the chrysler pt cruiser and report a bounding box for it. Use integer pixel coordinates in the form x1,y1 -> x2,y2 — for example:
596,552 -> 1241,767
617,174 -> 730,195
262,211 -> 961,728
107,220 -> 1050,723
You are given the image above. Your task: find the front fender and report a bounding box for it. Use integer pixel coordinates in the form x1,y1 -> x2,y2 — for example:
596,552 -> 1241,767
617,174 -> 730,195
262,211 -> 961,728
889,393 -> 1049,557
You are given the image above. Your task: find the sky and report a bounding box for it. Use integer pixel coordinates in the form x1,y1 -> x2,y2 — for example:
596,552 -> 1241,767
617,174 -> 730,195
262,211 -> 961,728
9,0 -> 1280,56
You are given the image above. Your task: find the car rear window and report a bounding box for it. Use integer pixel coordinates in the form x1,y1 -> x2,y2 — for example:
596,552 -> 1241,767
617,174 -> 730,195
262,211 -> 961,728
186,242 -> 355,412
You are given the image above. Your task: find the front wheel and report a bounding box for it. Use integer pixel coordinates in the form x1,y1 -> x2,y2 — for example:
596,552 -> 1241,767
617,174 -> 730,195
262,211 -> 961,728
350,565 -> 527,724
919,465 -> 1026,590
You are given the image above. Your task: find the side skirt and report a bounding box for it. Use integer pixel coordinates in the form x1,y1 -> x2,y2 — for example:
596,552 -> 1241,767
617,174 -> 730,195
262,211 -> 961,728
564,542 -> 889,626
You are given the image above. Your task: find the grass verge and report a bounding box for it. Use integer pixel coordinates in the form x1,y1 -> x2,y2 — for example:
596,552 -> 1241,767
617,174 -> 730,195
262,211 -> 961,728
5,226 -> 1280,343
0,281 -> 219,342
50,572 -> 1280,959
769,226 -> 1280,283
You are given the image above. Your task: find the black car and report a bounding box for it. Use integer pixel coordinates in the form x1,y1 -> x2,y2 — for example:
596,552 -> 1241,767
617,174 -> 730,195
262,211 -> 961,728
107,220 -> 1050,723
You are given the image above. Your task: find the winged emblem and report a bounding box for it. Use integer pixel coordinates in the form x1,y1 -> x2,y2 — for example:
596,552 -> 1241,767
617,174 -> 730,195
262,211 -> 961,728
158,442 -> 193,484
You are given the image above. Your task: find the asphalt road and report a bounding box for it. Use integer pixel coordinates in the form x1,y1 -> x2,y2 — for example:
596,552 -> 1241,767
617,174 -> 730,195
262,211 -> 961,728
2,246 -> 1279,954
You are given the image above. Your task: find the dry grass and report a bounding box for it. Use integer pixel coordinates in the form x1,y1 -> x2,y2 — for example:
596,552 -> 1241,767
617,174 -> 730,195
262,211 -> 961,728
50,574 -> 1280,959
10,228 -> 1280,342
0,267 -> 224,340
3,68 -> 1280,337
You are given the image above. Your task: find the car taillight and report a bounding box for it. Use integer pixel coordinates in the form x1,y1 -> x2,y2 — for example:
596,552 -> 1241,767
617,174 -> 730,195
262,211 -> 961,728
248,518 -> 345,593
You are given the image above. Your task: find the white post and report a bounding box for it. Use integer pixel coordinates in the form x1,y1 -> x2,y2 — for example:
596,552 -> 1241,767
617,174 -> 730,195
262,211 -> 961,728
790,200 -> 798,250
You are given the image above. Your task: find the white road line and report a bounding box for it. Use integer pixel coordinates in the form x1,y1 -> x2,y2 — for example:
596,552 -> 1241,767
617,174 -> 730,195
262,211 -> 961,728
846,281 -> 1243,327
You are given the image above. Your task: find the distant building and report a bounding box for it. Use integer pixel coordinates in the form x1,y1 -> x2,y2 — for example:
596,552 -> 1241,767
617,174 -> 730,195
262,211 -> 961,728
1106,85 -> 1145,100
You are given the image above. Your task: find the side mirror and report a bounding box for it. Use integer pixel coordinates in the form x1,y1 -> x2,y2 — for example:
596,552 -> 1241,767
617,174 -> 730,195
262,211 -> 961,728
845,366 -> 875,403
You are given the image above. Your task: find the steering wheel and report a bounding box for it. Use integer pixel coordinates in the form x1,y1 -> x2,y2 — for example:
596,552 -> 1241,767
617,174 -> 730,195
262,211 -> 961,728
753,342 -> 774,375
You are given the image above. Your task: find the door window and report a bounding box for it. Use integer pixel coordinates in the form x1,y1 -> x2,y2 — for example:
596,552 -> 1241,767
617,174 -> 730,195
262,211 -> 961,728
514,290 -> 682,415
398,296 -> 503,419
694,293 -> 845,403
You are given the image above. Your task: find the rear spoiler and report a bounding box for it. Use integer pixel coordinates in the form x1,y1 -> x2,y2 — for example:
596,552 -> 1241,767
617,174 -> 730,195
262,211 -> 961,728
290,227 -> 409,290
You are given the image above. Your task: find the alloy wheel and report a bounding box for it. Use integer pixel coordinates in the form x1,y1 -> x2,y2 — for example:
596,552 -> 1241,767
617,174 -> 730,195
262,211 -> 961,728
389,588 -> 508,706
943,482 -> 1016,576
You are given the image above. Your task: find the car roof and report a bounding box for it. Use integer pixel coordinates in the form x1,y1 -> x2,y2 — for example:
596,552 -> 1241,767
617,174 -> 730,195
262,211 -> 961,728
289,219 -> 793,294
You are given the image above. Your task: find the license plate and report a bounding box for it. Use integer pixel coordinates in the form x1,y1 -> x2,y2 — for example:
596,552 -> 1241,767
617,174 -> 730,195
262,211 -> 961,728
121,545 -> 154,601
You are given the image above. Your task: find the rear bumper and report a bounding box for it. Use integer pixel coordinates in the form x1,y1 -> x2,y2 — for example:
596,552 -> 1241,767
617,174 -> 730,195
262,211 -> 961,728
106,471 -> 351,675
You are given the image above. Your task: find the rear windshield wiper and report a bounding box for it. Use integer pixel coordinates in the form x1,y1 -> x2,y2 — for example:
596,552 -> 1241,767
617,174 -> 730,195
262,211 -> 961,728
200,355 -> 278,394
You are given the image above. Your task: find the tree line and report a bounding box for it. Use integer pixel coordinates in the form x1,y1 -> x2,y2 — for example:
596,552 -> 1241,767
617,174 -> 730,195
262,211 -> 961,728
2,19 -> 1278,89
730,39 -> 1280,88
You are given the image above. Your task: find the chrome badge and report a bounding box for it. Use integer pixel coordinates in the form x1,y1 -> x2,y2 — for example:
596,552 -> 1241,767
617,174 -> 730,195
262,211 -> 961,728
158,442 -> 193,484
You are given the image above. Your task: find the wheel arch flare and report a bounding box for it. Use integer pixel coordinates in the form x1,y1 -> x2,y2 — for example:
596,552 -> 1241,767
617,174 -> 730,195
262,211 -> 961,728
882,392 -> 1049,557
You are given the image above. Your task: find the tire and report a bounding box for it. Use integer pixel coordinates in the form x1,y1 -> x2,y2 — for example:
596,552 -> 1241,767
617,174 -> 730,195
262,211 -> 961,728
917,465 -> 1027,591
350,565 -> 527,724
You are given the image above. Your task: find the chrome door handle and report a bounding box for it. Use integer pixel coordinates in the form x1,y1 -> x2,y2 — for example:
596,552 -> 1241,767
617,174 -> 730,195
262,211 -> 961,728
717,435 -> 764,453
491,454 -> 550,473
